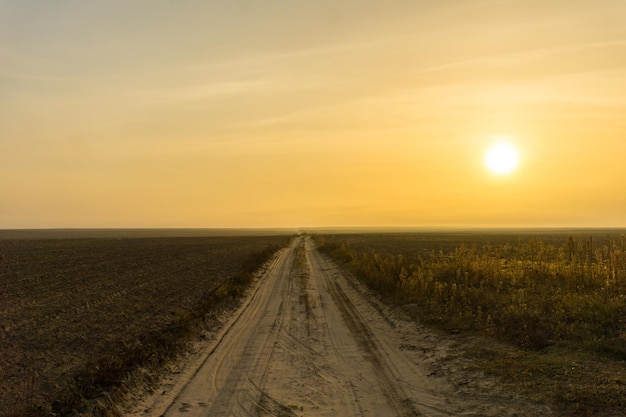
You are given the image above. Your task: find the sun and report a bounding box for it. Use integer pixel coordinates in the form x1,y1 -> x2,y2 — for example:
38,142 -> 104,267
484,141 -> 520,175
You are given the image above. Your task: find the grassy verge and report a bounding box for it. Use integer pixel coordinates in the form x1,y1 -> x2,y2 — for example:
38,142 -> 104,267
439,328 -> 626,416
314,233 -> 626,416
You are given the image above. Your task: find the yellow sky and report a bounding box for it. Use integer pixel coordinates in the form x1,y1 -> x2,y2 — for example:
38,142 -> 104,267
2,0 -> 625,228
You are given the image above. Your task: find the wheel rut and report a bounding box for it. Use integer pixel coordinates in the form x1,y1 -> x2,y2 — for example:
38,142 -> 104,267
129,236 -> 549,417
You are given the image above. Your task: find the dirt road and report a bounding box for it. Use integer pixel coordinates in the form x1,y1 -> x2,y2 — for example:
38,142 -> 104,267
130,237 -> 548,417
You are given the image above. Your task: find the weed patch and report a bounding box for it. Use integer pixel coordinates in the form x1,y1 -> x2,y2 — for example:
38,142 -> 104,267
314,232 -> 626,415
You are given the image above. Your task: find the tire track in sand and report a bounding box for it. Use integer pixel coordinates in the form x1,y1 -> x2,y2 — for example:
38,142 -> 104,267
130,236 -> 548,417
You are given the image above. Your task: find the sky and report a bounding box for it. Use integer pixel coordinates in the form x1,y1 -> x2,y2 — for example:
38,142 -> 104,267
2,0 -> 626,229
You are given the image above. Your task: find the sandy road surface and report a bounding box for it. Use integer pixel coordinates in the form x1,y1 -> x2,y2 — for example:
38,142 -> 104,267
130,237 -> 547,417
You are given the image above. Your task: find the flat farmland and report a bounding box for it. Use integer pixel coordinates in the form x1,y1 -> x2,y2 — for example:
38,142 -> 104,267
0,235 -> 290,416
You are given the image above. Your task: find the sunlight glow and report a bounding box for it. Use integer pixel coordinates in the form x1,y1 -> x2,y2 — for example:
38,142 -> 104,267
2,2 -> 625,228
484,141 -> 520,176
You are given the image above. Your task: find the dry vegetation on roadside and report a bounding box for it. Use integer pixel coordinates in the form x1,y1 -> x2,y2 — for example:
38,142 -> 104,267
0,235 -> 290,417
314,232 -> 626,416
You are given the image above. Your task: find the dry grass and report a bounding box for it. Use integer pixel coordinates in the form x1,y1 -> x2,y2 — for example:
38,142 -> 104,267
0,235 -> 289,417
315,231 -> 626,416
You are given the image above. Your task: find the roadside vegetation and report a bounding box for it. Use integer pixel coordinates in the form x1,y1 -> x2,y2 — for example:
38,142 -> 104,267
314,232 -> 626,416
0,236 -> 289,417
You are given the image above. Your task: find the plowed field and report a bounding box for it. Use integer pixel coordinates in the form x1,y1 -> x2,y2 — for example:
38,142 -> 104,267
0,235 -> 289,416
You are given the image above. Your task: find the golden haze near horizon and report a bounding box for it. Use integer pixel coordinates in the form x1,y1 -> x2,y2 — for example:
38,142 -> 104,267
2,1 -> 625,229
